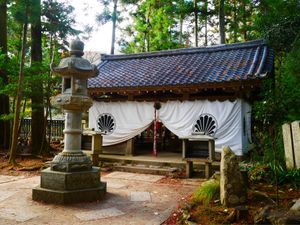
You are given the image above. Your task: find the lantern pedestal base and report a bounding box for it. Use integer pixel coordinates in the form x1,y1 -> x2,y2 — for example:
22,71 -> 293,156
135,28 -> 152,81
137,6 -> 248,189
32,167 -> 106,204
51,151 -> 93,172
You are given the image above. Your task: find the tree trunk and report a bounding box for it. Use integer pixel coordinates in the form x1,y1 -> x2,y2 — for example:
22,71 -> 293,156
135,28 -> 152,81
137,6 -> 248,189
242,1 -> 247,41
30,0 -> 45,155
0,0 -> 10,150
219,0 -> 225,44
204,0 -> 208,46
233,0 -> 237,42
146,14 -> 150,52
47,34 -> 55,145
40,35 -> 55,155
0,1 -> 7,55
179,16 -> 183,45
9,19 -> 28,164
194,0 -> 198,47
110,0 -> 118,54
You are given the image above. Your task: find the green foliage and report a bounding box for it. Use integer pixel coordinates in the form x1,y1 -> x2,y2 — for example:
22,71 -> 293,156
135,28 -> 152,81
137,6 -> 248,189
191,178 -> 220,206
96,0 -> 140,54
254,0 -> 300,54
273,165 -> 300,187
0,0 -> 75,121
96,0 -> 121,26
178,207 -> 191,225
10,0 -> 29,23
42,0 -> 79,52
252,37 -> 300,164
120,0 -> 186,53
42,0 -> 79,39
251,0 -> 300,164
248,162 -> 300,187
0,54 -> 19,96
247,163 -> 270,183
0,54 -> 55,100
224,0 -> 257,42
0,52 -> 6,88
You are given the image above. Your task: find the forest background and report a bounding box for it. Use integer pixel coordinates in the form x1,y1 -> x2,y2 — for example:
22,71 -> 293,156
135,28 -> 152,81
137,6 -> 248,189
0,0 -> 299,166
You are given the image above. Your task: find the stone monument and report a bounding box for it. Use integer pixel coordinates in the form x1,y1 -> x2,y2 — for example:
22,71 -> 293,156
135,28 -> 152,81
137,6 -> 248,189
220,146 -> 247,207
32,38 -> 106,204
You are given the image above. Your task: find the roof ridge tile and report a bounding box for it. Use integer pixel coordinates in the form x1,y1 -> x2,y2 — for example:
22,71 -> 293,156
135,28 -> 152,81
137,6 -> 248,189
101,39 -> 266,61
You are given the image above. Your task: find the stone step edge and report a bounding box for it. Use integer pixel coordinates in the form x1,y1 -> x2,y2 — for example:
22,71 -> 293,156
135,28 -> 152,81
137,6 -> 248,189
113,165 -> 177,176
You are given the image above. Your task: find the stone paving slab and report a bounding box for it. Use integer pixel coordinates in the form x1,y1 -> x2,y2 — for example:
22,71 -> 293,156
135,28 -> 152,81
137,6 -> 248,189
74,207 -> 125,221
103,171 -> 164,182
0,191 -> 16,202
0,207 -> 40,222
106,180 -> 127,189
0,175 -> 25,184
0,176 -> 40,190
181,178 -> 206,186
130,191 -> 151,202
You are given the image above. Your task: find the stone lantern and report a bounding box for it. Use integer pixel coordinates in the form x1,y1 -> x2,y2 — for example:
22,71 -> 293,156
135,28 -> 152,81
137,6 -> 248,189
32,38 -> 106,204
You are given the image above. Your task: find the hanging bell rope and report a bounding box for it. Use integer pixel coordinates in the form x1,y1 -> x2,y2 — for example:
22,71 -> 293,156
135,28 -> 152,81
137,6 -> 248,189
153,102 -> 161,157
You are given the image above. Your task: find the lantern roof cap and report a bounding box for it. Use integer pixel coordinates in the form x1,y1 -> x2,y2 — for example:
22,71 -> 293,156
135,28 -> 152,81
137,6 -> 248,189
51,38 -> 98,77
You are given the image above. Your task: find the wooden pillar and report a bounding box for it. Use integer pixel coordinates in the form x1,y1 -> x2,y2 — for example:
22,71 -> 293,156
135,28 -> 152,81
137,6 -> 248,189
205,162 -> 212,179
186,161 -> 193,178
91,134 -> 102,166
208,139 -> 215,161
125,138 -> 135,156
182,139 -> 187,158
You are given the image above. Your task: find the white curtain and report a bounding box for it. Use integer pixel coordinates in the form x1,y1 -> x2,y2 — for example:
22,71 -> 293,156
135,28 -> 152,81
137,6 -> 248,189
89,101 -> 154,146
89,100 -> 247,155
159,100 -> 243,155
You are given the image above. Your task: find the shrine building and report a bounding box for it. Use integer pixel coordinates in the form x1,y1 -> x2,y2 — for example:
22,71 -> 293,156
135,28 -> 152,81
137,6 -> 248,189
87,39 -> 273,158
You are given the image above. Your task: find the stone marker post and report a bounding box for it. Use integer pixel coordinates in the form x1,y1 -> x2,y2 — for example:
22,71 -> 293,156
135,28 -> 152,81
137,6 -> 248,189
282,123 -> 295,169
282,121 -> 300,169
220,146 -> 247,207
32,39 -> 106,204
291,121 -> 300,168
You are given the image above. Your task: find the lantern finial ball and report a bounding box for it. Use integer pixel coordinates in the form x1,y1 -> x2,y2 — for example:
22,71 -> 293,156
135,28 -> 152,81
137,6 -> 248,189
70,37 -> 84,57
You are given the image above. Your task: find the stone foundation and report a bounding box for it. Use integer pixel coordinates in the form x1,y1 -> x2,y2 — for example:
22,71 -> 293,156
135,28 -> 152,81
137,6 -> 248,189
32,167 -> 106,204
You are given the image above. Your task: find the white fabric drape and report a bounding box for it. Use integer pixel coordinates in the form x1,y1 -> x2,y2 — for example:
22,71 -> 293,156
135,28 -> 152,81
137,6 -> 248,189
89,99 -> 249,155
159,100 -> 243,155
89,101 -> 154,146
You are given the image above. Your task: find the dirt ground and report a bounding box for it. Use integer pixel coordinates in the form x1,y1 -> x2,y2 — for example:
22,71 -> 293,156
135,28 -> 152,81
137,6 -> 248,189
162,179 -> 300,224
0,154 -> 299,225
0,154 -> 49,177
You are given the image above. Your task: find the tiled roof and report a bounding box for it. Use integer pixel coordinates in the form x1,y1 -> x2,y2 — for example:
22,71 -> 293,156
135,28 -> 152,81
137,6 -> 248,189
88,40 -> 273,90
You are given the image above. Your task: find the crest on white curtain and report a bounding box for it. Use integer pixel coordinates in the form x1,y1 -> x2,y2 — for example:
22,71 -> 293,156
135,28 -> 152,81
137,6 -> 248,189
192,113 -> 218,136
97,113 -> 116,135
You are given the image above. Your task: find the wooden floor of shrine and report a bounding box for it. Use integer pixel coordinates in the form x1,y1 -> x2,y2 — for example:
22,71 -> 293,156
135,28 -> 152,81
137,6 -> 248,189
97,151 -> 220,167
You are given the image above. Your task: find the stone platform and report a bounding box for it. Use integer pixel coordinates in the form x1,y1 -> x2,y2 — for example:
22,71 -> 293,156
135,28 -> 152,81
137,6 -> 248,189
32,167 -> 106,204
0,172 -> 200,224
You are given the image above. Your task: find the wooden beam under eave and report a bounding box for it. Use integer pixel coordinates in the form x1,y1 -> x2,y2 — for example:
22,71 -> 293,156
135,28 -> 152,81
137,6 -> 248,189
93,92 -> 243,102
88,79 -> 264,98
182,93 -> 190,100
128,94 -> 134,101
